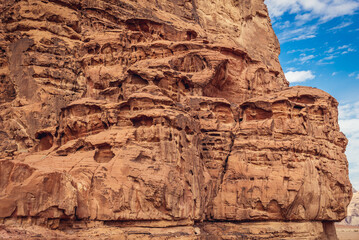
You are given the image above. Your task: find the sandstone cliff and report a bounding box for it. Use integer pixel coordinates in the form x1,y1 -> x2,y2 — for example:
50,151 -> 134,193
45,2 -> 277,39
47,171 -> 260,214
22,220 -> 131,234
0,0 -> 352,239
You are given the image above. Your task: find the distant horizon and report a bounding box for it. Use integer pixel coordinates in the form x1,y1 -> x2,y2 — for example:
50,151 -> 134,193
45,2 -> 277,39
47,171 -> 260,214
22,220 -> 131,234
265,0 -> 359,190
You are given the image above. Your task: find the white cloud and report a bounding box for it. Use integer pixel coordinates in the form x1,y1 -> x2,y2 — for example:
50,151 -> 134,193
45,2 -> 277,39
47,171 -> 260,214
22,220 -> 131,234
325,47 -> 335,53
265,0 -> 359,43
338,45 -> 350,49
317,55 -> 336,65
295,13 -> 312,22
287,48 -> 315,54
357,74 -> 359,80
293,34 -> 316,41
277,25 -> 318,43
322,55 -> 336,60
285,70 -> 315,83
299,54 -> 315,63
318,45 -> 356,61
349,72 -> 356,77
332,72 -> 337,76
340,119 -> 359,133
339,102 -> 359,189
274,20 -> 291,29
265,0 -> 359,22
287,54 -> 316,64
317,61 -> 335,65
339,102 -> 359,121
343,48 -> 356,55
286,67 -> 297,71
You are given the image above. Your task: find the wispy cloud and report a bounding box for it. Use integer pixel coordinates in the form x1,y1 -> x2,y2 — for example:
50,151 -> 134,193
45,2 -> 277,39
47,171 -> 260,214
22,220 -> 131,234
265,0 -> 359,43
317,54 -> 337,65
274,20 -> 291,29
285,70 -> 315,83
317,60 -> 335,65
265,0 -> 359,22
288,54 -> 316,64
329,21 -> 353,31
299,54 -> 315,63
287,67 -> 296,72
339,45 -> 350,49
287,48 -> 315,54
325,47 -> 335,53
277,25 -> 318,43
295,13 -> 312,23
322,55 -> 336,60
337,45 -> 356,54
317,45 -> 356,64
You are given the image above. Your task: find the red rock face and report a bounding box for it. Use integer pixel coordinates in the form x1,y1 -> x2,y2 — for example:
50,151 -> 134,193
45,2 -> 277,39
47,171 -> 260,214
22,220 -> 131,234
0,0 -> 352,238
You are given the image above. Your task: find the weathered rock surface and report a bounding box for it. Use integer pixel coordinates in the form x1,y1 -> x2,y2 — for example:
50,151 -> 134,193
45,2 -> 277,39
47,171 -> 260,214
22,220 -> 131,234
341,189 -> 359,226
0,0 -> 352,239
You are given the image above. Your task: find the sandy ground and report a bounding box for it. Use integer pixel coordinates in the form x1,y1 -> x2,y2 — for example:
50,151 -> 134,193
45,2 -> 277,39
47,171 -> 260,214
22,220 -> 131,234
2,224 -> 359,239
336,225 -> 359,240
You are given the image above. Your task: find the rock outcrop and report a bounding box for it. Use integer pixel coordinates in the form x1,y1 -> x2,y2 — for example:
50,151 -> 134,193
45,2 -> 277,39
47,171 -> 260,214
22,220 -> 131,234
0,0 -> 352,239
341,189 -> 359,226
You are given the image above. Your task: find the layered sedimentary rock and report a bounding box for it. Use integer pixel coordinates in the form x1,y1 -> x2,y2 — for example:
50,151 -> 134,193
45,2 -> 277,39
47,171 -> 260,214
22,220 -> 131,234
0,0 -> 352,239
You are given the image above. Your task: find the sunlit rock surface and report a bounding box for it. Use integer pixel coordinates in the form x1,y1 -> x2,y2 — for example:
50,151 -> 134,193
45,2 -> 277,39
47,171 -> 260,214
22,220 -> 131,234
0,0 -> 351,239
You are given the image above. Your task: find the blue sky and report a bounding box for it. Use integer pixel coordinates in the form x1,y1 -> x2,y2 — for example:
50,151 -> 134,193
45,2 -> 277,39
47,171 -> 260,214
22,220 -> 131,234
265,0 -> 359,190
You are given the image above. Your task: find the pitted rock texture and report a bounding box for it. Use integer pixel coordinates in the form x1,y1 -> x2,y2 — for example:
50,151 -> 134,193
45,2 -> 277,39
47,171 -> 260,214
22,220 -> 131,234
0,0 -> 352,239
0,221 -> 340,239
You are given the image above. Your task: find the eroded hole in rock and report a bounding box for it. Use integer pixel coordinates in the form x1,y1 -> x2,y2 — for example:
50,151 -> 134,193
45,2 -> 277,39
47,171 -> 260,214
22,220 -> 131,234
130,73 -> 148,85
272,100 -> 291,109
94,144 -> 115,163
66,104 -> 102,117
131,152 -> 153,163
0,75 -> 16,104
203,60 -> 229,97
253,68 -> 266,86
267,199 -> 281,213
244,106 -> 273,121
125,19 -> 160,33
289,95 -> 316,104
186,30 -> 197,40
119,103 -> 130,112
185,126 -> 194,135
313,107 -> 324,116
214,103 -> 233,123
170,54 -> 207,73
293,105 -> 304,110
177,77 -> 193,92
86,43 -> 100,54
35,132 -> 54,151
131,115 -> 153,127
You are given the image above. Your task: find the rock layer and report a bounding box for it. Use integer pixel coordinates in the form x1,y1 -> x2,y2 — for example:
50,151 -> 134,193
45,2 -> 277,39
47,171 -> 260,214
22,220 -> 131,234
0,0 -> 352,239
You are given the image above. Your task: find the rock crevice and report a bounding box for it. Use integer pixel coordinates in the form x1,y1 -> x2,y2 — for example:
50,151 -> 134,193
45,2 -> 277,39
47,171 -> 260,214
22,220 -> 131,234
0,0 -> 351,239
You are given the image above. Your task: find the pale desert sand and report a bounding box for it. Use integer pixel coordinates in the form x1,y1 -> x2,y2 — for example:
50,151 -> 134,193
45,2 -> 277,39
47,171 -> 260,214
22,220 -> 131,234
336,225 -> 359,240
